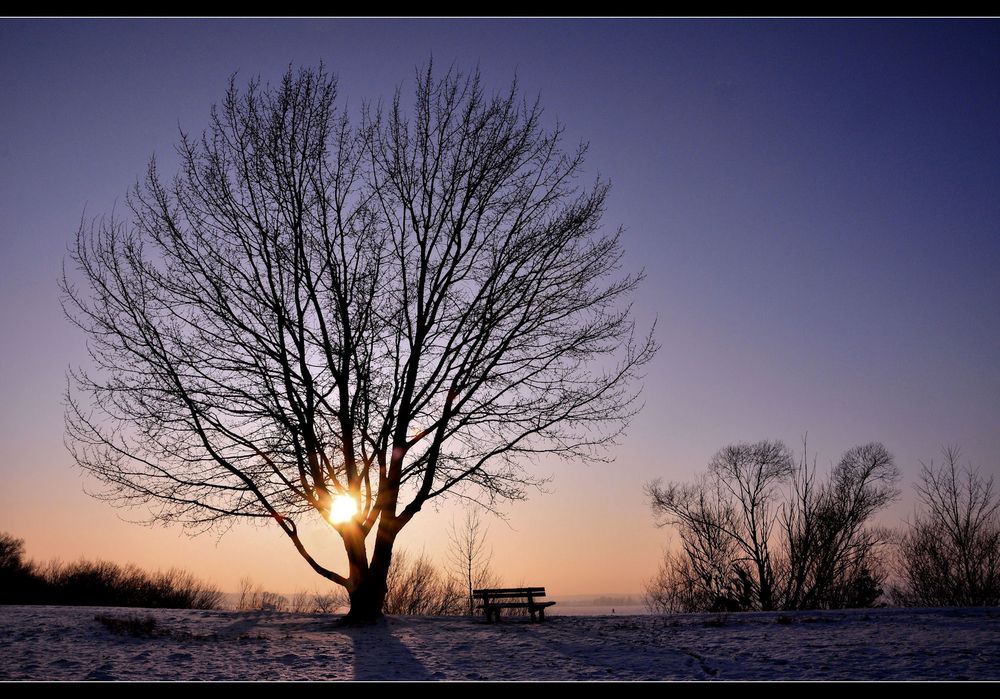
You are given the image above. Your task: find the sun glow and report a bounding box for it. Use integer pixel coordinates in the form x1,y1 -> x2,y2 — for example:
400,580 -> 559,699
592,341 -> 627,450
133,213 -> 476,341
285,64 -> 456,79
328,494 -> 358,524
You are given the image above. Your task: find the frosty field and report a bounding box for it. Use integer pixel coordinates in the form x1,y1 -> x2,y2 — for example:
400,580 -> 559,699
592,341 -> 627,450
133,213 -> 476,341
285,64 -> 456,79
1,605 -> 997,681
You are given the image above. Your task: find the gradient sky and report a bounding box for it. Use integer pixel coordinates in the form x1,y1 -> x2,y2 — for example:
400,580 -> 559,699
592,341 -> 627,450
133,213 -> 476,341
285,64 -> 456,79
1,19 -> 998,598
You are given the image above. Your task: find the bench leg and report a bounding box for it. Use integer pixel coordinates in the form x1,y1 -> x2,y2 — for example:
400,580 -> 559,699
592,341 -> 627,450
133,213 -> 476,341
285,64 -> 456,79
539,609 -> 545,622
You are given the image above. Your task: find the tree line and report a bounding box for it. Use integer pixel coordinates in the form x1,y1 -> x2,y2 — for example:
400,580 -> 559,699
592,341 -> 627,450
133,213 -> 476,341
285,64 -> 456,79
644,441 -> 999,613
0,535 -> 223,609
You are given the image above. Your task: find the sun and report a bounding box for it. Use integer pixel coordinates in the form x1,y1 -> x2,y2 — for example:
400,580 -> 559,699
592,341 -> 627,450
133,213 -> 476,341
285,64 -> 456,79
328,494 -> 358,524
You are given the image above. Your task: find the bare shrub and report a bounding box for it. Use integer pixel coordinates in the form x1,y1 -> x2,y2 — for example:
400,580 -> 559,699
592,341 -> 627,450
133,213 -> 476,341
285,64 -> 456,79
313,589 -> 348,614
643,550 -> 716,613
383,549 -> 464,616
38,559 -> 222,609
236,576 -> 287,611
287,590 -> 314,613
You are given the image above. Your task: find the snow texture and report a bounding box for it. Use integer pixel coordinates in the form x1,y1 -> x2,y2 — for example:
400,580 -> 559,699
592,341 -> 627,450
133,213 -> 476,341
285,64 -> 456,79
1,605 -> 997,680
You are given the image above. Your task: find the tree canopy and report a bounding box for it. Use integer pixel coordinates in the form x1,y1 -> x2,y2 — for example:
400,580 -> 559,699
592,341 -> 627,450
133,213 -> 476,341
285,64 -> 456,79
62,64 -> 656,620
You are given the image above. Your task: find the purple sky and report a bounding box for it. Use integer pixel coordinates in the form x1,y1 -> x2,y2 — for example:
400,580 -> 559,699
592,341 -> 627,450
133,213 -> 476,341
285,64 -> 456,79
1,19 -> 998,596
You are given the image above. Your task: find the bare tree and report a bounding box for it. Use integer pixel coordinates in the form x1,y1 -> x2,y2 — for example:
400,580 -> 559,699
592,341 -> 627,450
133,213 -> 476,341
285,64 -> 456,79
646,440 -> 899,612
62,64 -> 656,622
781,442 -> 899,609
647,440 -> 794,610
447,507 -> 500,615
893,447 -> 1000,607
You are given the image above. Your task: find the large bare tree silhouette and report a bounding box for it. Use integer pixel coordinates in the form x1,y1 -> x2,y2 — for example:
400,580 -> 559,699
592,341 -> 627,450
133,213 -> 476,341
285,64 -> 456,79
62,65 -> 656,621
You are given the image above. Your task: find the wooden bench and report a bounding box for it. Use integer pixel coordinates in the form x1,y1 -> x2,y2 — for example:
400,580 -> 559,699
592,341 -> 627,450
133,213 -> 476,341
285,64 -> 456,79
472,586 -> 556,623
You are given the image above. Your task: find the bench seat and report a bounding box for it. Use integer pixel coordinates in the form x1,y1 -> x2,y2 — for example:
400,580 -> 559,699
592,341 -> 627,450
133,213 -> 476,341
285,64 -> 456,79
472,587 -> 556,623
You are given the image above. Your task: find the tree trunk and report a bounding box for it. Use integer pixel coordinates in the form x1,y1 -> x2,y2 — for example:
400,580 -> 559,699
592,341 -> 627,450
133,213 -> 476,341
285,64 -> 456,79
340,519 -> 397,625
344,570 -> 389,624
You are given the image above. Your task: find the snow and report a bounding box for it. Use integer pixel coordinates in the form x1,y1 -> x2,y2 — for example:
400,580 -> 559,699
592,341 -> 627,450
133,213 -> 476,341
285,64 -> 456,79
1,605 -> 998,680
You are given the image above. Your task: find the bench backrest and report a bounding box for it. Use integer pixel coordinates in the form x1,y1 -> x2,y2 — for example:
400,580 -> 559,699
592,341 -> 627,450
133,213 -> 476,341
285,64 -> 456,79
472,587 -> 546,599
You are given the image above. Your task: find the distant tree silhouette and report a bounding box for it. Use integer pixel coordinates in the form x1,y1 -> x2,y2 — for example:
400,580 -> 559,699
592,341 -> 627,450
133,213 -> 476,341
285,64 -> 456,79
0,533 -> 36,603
0,532 -> 25,571
62,63 -> 656,623
893,447 -> 1000,607
646,440 -> 899,612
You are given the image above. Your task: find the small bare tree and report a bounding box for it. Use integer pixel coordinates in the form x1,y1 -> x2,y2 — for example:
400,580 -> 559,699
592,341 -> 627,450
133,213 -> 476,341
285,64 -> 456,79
62,64 -> 656,622
893,447 -> 1000,607
236,576 -> 257,611
447,508 -> 500,615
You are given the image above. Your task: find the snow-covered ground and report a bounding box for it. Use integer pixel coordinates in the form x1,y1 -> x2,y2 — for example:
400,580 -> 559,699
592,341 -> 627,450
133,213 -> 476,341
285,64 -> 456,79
1,605 -> 997,680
